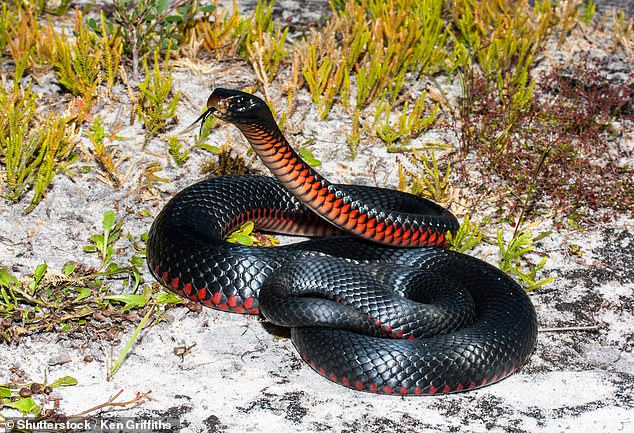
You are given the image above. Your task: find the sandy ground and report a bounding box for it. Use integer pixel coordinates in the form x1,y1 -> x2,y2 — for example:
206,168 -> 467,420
1,1 -> 633,432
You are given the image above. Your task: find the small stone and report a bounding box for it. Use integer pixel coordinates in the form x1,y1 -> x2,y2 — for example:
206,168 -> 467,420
48,354 -> 72,366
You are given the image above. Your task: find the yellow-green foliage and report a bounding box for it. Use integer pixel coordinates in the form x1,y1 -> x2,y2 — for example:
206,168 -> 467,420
3,6 -> 122,108
450,0 -> 557,155
142,162 -> 170,191
580,0 -> 597,25
53,12 -> 101,105
299,0 -> 447,119
0,86 -> 77,214
198,0 -> 244,57
95,11 -> 123,92
28,114 -> 77,214
237,1 -> 288,101
356,0 -> 447,105
168,136 -> 189,167
613,9 -> 633,59
247,25 -> 288,102
450,0 -> 553,102
0,86 -> 38,203
397,150 -> 452,205
50,0 -> 73,15
298,1 -> 371,117
5,6 -> 40,75
345,108 -> 365,158
2,4 -> 58,79
497,229 -> 555,291
197,0 -> 287,89
447,216 -> 483,253
243,0 -> 275,52
87,117 -> 126,188
375,92 -> 438,150
137,49 -> 180,140
0,3 -> 10,55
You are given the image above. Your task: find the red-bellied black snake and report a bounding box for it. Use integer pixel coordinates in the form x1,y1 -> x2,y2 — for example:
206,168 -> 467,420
146,88 -> 537,395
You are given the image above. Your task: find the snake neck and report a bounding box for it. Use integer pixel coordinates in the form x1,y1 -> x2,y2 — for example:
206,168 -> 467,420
237,121 -> 456,248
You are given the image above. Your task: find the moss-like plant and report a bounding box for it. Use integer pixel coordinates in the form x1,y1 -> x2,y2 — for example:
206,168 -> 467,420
87,118 -> 127,188
198,0 -> 244,57
0,85 -> 39,204
345,107 -> 366,158
0,86 -> 77,214
375,92 -> 438,150
6,6 -> 41,78
137,49 -> 180,141
92,10 -> 123,93
447,216 -> 483,253
298,1 -> 369,118
398,150 -> 452,205
247,28 -> 288,103
168,136 -> 189,167
497,229 -> 554,291
298,0 -> 447,119
52,11 -> 101,109
0,3 -> 11,56
200,144 -> 250,176
26,114 -> 78,214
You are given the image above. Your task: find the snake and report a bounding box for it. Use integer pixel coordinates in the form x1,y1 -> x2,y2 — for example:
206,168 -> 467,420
146,88 -> 537,395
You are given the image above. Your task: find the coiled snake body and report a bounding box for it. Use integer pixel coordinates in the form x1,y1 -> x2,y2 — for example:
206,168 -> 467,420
147,88 -> 537,395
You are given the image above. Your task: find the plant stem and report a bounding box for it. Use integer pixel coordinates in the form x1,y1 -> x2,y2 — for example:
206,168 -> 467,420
513,143 -> 551,239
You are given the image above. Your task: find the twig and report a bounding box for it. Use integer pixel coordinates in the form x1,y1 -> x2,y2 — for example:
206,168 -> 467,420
73,389 -> 152,417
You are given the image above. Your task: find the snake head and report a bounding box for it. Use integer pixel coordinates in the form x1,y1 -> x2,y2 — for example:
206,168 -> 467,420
206,88 -> 273,125
182,88 -> 274,137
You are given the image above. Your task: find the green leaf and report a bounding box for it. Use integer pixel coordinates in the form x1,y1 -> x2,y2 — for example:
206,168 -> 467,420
0,387 -> 12,398
200,4 -> 217,13
156,0 -> 170,13
109,306 -> 154,378
49,375 -> 78,388
103,210 -> 116,231
105,245 -> 114,262
0,268 -> 18,289
1,287 -> 11,306
130,255 -> 145,268
298,148 -> 321,166
163,15 -> 183,24
155,291 -> 183,304
527,276 -> 556,291
87,17 -> 98,32
533,230 -> 552,242
240,222 -> 254,235
89,234 -> 104,246
83,245 -> 98,253
197,143 -> 220,153
3,397 -> 40,415
75,287 -> 92,302
63,262 -> 77,276
105,293 -> 148,311
228,233 -> 253,246
34,263 -> 47,281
